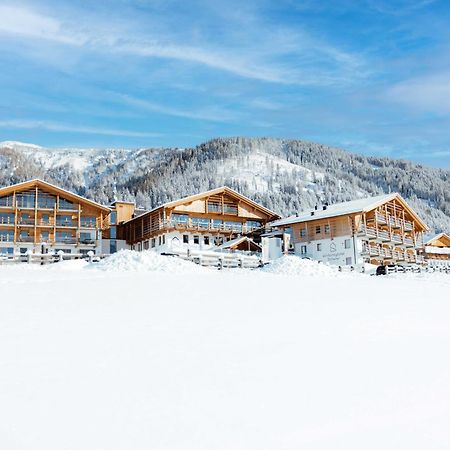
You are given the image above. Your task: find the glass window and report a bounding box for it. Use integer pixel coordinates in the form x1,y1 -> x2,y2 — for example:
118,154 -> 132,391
110,226 -> 117,239
151,238 -> 156,248
315,226 -> 321,234
172,214 -> 188,224
0,195 -> 14,207
324,224 -> 330,234
223,204 -> 238,214
144,240 -> 149,250
80,216 -> 96,228
110,211 -> 117,225
212,219 -> 222,229
204,236 -> 210,245
162,235 -> 165,245
246,220 -> 262,230
16,193 -> 35,208
59,198 -> 76,210
183,235 -> 189,243
345,239 -> 351,249
40,231 -> 49,242
300,228 -> 306,237
0,230 -> 14,241
191,217 -> 210,228
224,221 -> 242,232
56,215 -> 73,226
0,213 -> 14,224
207,202 -> 221,213
37,193 -> 56,209
301,245 -> 307,255
0,247 -> 13,254
193,235 -> 200,244
317,243 -> 322,251
346,257 -> 352,265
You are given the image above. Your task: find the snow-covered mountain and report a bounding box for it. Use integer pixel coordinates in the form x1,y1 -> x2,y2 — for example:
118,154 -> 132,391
0,137 -> 449,234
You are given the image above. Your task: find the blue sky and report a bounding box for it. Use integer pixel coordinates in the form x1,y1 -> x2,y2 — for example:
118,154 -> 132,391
0,0 -> 449,167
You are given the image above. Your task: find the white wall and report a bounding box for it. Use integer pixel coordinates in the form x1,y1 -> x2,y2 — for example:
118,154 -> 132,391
294,235 -> 363,266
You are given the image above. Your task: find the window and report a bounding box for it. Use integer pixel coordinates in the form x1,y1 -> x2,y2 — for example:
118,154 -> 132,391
158,236 -> 162,246
191,217 -> 209,228
301,245 -> 307,255
109,240 -> 117,253
144,240 -> 149,250
324,224 -> 330,234
56,231 -> 73,243
110,226 -> 117,239
315,225 -> 321,234
151,238 -> 156,248
300,228 -> 306,238
55,248 -> 71,254
346,257 -> 352,265
37,193 -> 56,209
40,231 -> 49,242
80,232 -> 93,244
41,214 -> 50,225
59,198 -> 76,210
224,221 -> 242,232
0,195 -> 14,207
138,243 -> 142,251
172,214 -> 188,224
204,236 -> 210,245
317,243 -> 322,251
212,219 -> 222,229
193,235 -> 200,244
0,213 -> 14,224
110,212 -> 117,225
223,204 -> 238,214
0,231 -> 14,242
162,235 -> 165,245
183,235 -> 189,244
80,216 -> 96,228
56,215 -> 73,227
207,202 -> 221,213
16,193 -> 35,208
344,239 -> 351,249
246,220 -> 262,230
0,247 -> 13,254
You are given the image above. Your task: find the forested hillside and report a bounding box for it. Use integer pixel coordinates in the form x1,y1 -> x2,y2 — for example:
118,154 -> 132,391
0,138 -> 448,234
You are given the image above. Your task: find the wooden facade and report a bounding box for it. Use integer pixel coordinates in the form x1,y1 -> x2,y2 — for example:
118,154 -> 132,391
119,187 -> 280,246
274,194 -> 428,265
0,179 -> 110,253
423,233 -> 450,265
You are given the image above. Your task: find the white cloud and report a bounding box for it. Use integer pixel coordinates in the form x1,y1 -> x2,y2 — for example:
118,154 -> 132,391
0,3 -> 367,85
386,72 -> 450,114
0,119 -> 161,138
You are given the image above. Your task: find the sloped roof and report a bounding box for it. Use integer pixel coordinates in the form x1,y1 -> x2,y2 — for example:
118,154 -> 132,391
271,193 -> 428,230
216,236 -> 262,251
425,232 -> 450,246
0,179 -> 111,212
123,186 -> 280,224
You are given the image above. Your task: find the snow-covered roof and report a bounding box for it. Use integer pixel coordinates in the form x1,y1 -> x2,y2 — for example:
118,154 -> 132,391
0,179 -> 111,212
425,232 -> 450,246
271,192 -> 427,230
216,236 -> 261,251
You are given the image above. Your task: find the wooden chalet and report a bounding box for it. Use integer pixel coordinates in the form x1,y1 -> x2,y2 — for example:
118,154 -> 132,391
0,179 -> 110,255
118,187 -> 280,251
423,233 -> 450,268
270,193 -> 428,266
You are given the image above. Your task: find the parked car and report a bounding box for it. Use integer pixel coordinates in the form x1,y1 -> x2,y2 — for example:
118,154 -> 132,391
376,265 -> 387,275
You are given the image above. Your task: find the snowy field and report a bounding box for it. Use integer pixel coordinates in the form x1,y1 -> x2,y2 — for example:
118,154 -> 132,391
1,252 -> 449,450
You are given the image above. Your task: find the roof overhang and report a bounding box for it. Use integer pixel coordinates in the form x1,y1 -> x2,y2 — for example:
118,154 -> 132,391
0,179 -> 111,213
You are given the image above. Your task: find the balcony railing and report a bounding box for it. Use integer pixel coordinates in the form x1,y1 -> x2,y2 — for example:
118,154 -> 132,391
55,238 -> 77,244
17,236 -> 34,242
0,235 -> 14,242
18,218 -> 36,225
56,222 -> 75,227
0,218 -> 15,225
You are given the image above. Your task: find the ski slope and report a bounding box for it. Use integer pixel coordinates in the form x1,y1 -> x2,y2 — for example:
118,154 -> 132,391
0,255 -> 449,449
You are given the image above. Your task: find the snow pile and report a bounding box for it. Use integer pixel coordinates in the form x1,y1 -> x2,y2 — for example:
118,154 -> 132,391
261,255 -> 348,277
92,249 -> 207,273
